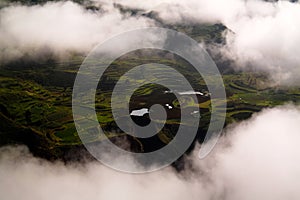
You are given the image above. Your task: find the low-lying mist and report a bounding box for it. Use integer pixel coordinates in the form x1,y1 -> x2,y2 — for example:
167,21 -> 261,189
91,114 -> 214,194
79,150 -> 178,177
0,1 -> 154,64
1,0 -> 300,85
1,1 -> 300,199
106,0 -> 300,85
1,104 -> 300,200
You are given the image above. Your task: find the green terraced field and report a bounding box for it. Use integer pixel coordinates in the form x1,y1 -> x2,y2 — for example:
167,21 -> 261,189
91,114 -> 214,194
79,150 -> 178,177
1,23 -> 300,160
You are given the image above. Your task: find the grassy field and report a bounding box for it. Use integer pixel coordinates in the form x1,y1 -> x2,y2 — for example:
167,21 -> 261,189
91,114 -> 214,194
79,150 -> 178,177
1,23 -> 300,159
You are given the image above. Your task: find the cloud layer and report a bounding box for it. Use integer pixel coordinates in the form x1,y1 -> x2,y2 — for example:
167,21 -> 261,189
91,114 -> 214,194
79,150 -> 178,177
1,104 -> 300,200
1,1 -> 299,199
98,0 -> 300,85
0,1 -> 153,63
1,0 -> 300,84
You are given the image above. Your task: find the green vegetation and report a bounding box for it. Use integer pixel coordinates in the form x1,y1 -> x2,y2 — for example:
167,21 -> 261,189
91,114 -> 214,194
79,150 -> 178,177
0,23 -> 299,159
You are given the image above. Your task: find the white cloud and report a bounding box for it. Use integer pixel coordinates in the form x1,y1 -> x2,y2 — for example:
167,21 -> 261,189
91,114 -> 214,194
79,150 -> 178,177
221,1 -> 300,85
1,104 -> 300,200
99,0 -> 300,85
0,1 -> 154,63
211,104 -> 300,199
1,0 -> 300,85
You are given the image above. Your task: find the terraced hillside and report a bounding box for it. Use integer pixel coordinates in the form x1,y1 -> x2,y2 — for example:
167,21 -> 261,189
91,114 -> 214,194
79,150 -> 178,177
0,21 -> 300,160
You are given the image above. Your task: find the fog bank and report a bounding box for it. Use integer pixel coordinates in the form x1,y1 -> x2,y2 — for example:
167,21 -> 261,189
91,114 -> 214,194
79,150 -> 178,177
0,1 -> 153,63
1,104 -> 300,200
99,0 -> 300,85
